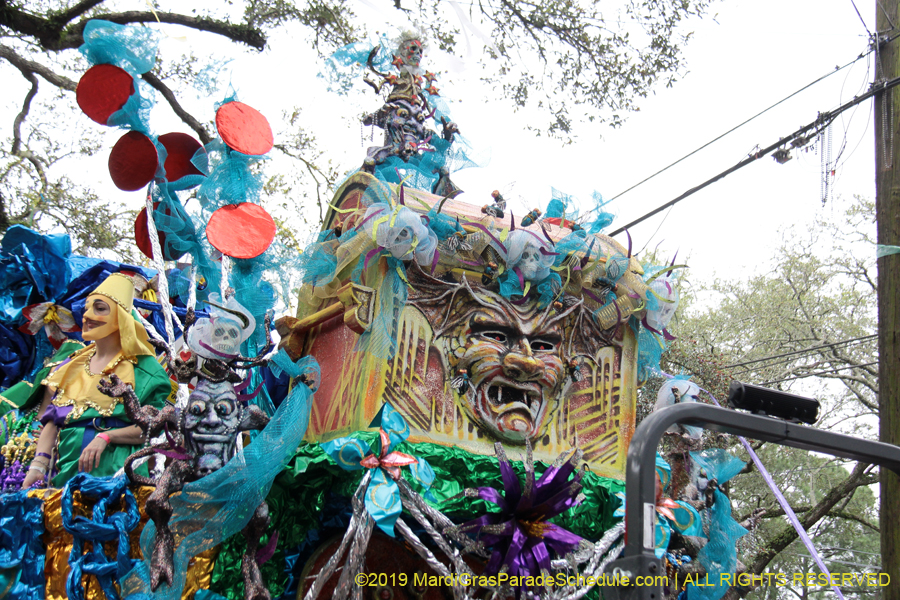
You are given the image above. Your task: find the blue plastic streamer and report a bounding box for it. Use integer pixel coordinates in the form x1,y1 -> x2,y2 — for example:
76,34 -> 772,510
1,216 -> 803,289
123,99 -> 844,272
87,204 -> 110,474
0,491 -> 45,600
61,474 -> 141,600
122,357 -> 319,600
0,225 -> 72,324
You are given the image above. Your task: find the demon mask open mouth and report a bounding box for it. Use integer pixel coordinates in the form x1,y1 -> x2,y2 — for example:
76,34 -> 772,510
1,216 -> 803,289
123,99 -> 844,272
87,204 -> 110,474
471,379 -> 546,441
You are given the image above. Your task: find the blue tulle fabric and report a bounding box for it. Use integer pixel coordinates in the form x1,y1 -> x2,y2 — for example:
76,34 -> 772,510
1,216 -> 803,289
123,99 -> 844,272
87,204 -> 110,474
0,491 -> 45,600
297,230 -> 344,288
319,36 -> 395,94
371,132 -> 485,193
149,186 -> 221,298
62,474 -> 140,600
689,450 -> 748,600
196,139 -> 264,210
121,356 -> 318,600
354,261 -> 407,359
79,20 -> 158,75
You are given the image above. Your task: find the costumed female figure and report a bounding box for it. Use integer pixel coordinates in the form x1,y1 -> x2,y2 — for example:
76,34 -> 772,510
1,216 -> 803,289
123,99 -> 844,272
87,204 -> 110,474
18,273 -> 174,487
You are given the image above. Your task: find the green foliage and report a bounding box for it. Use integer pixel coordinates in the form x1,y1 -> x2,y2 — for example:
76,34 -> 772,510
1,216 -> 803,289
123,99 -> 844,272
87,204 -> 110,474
656,196 -> 881,597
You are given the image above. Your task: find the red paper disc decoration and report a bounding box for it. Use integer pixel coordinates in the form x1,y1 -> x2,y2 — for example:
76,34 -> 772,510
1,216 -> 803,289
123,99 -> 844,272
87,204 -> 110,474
206,203 -> 276,259
215,102 -> 274,156
76,64 -> 135,125
108,131 -> 158,191
158,132 -> 204,184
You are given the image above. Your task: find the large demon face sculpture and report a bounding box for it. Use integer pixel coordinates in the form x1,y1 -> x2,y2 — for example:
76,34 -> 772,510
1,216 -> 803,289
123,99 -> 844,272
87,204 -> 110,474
408,267 -> 613,445
454,302 -> 565,442
183,379 -> 244,477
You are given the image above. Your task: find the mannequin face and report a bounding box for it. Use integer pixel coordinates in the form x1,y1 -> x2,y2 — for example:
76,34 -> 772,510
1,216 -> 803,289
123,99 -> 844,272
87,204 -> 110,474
82,295 -> 119,341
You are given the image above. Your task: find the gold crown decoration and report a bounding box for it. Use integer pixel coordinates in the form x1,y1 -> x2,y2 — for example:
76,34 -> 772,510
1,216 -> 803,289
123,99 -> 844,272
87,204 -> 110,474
89,273 -> 136,312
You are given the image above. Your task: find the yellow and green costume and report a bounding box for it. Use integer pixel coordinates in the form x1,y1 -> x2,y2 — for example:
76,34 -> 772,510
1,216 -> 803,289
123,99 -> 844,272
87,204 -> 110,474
0,274 -> 174,486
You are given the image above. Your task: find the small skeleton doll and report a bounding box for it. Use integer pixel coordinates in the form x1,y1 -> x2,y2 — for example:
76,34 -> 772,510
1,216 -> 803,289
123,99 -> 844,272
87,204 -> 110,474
566,358 -> 584,383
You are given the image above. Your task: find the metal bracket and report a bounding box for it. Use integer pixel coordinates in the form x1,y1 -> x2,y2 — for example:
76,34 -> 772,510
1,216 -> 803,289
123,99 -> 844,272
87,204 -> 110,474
609,402 -> 900,600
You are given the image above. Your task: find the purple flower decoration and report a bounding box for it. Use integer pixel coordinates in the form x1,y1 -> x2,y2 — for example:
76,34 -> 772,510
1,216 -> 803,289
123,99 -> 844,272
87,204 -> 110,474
458,442 -> 586,582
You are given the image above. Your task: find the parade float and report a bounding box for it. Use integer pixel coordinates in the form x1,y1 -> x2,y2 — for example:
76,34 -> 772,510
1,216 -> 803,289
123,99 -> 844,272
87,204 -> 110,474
2,19 -> 895,600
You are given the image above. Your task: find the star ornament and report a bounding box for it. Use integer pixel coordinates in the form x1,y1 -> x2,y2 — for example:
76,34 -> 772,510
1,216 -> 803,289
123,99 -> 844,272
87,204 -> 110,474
457,442 -> 586,581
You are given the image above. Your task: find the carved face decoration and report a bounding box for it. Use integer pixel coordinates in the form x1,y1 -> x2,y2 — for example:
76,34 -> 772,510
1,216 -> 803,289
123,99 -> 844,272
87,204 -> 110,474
409,270 -> 614,446
82,295 -> 119,341
386,100 -> 427,159
455,305 -> 566,443
398,39 -> 423,67
183,379 -> 243,477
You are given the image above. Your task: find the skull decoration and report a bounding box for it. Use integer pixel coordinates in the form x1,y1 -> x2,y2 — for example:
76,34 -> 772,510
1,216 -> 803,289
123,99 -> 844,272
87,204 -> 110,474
397,37 -> 424,68
646,273 -> 680,334
654,379 -> 702,442
503,230 -> 554,283
364,203 -> 438,267
188,294 -> 255,361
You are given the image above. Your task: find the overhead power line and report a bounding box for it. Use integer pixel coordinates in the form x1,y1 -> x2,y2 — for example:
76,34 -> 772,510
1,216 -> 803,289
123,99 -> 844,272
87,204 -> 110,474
761,361 -> 879,386
725,335 -> 878,369
604,53 -> 870,207
730,339 -> 877,374
608,74 -> 900,237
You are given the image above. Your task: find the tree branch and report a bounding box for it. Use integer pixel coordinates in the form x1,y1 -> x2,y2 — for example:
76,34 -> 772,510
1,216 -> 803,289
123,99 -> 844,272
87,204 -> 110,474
11,70 -> 39,157
61,12 -> 267,51
747,462 -> 877,578
141,72 -> 212,144
4,50 -> 50,195
0,44 -> 77,91
0,4 -> 267,51
743,503 -> 881,533
55,0 -> 108,25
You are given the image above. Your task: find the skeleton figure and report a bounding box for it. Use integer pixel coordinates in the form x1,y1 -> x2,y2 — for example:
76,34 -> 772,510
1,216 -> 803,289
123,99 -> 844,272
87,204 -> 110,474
360,34 -> 460,177
97,306 -> 278,600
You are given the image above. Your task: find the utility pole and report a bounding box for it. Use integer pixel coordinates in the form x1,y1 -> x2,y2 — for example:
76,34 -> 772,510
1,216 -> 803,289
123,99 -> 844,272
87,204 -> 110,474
876,2 -> 900,593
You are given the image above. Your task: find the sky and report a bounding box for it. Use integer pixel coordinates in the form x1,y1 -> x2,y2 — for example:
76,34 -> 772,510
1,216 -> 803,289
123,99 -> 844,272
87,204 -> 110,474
211,0 -> 878,292
49,0 -> 879,297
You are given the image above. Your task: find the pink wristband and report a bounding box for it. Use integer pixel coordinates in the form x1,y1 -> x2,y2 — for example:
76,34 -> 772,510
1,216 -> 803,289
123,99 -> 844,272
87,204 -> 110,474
96,432 -> 111,445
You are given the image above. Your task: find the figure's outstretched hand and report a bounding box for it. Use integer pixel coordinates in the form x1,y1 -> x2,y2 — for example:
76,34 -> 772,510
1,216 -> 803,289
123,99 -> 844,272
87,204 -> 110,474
97,373 -> 131,398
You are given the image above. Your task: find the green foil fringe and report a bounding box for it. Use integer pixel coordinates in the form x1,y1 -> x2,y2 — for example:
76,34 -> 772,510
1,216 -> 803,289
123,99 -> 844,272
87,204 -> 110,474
210,435 -> 624,600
